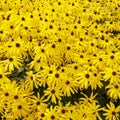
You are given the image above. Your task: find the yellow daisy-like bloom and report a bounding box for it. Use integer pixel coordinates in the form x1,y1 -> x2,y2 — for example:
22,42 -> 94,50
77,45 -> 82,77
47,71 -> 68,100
79,92 -> 98,106
88,102 -> 104,120
56,101 -> 71,120
25,71 -> 42,89
64,43 -> 78,63
29,53 -> 47,72
103,102 -> 120,120
60,76 -> 78,97
0,66 -> 11,84
106,82 -> 120,100
89,71 -> 103,90
30,92 -> 48,112
44,84 -> 63,104
92,51 -> 106,70
76,70 -> 92,89
45,106 -> 59,120
102,66 -> 120,83
36,108 -> 46,120
9,100 -> 31,119
105,52 -> 120,67
38,64 -> 58,87
0,56 -> 23,72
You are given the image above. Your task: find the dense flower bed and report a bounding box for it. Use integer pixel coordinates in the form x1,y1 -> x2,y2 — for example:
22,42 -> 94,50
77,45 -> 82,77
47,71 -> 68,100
0,0 -> 120,120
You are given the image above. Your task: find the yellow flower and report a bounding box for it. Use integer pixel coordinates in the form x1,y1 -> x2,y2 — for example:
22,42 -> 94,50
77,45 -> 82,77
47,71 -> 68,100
9,101 -> 31,119
0,81 -> 18,103
92,51 -> 106,70
30,92 -> 48,112
89,71 -> 103,90
0,0 -> 120,119
45,106 -> 59,120
105,52 -> 120,67
44,84 -> 63,104
1,112 -> 15,120
64,43 -> 78,63
106,82 -> 120,100
29,53 -> 47,72
79,92 -> 98,106
31,93 -> 48,120
73,50 -> 89,65
0,56 -> 23,72
61,76 -> 78,97
89,102 -> 104,120
25,71 -> 42,89
36,109 -> 46,120
45,42 -> 64,65
0,66 -> 11,84
103,102 -> 120,120
76,70 -> 92,89
102,66 -> 120,83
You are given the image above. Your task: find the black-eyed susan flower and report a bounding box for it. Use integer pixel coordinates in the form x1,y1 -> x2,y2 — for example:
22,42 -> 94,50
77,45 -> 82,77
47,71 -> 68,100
30,92 -> 48,111
0,81 -> 17,103
88,102 -> 104,120
89,71 -> 103,90
105,52 -> 120,67
79,92 -> 98,106
25,71 -> 42,89
103,102 -> 120,120
38,64 -> 60,86
0,56 -> 23,72
56,101 -> 71,119
9,101 -> 31,119
45,106 -> 60,120
44,84 -> 63,104
60,76 -> 78,97
102,66 -> 120,83
92,51 -> 106,70
0,66 -> 11,84
106,82 -> 120,100
76,70 -> 92,89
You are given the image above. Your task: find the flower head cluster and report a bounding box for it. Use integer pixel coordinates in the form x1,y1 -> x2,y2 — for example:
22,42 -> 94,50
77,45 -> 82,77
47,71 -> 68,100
0,0 -> 120,119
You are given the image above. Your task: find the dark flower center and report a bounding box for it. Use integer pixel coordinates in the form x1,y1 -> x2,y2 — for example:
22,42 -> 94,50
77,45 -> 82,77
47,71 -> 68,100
5,92 -> 9,96
85,74 -> 90,78
110,55 -> 114,59
115,85 -> 119,89
61,109 -> 66,113
67,46 -> 70,50
74,66 -> 78,70
16,43 -> 20,47
0,74 -> 3,78
112,71 -> 116,76
18,105 -> 22,109
51,89 -> 55,94
36,101 -> 40,105
41,113 -> 45,117
9,58 -> 13,61
55,73 -> 59,78
14,95 -> 19,99
112,111 -> 116,115
66,80 -> 70,85
51,115 -> 55,119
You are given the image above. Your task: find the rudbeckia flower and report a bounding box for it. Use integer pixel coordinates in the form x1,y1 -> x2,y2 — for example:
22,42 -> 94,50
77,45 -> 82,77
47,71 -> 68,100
44,84 -> 63,104
0,56 -> 23,72
103,102 -> 120,120
25,71 -> 42,89
106,82 -> 120,100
